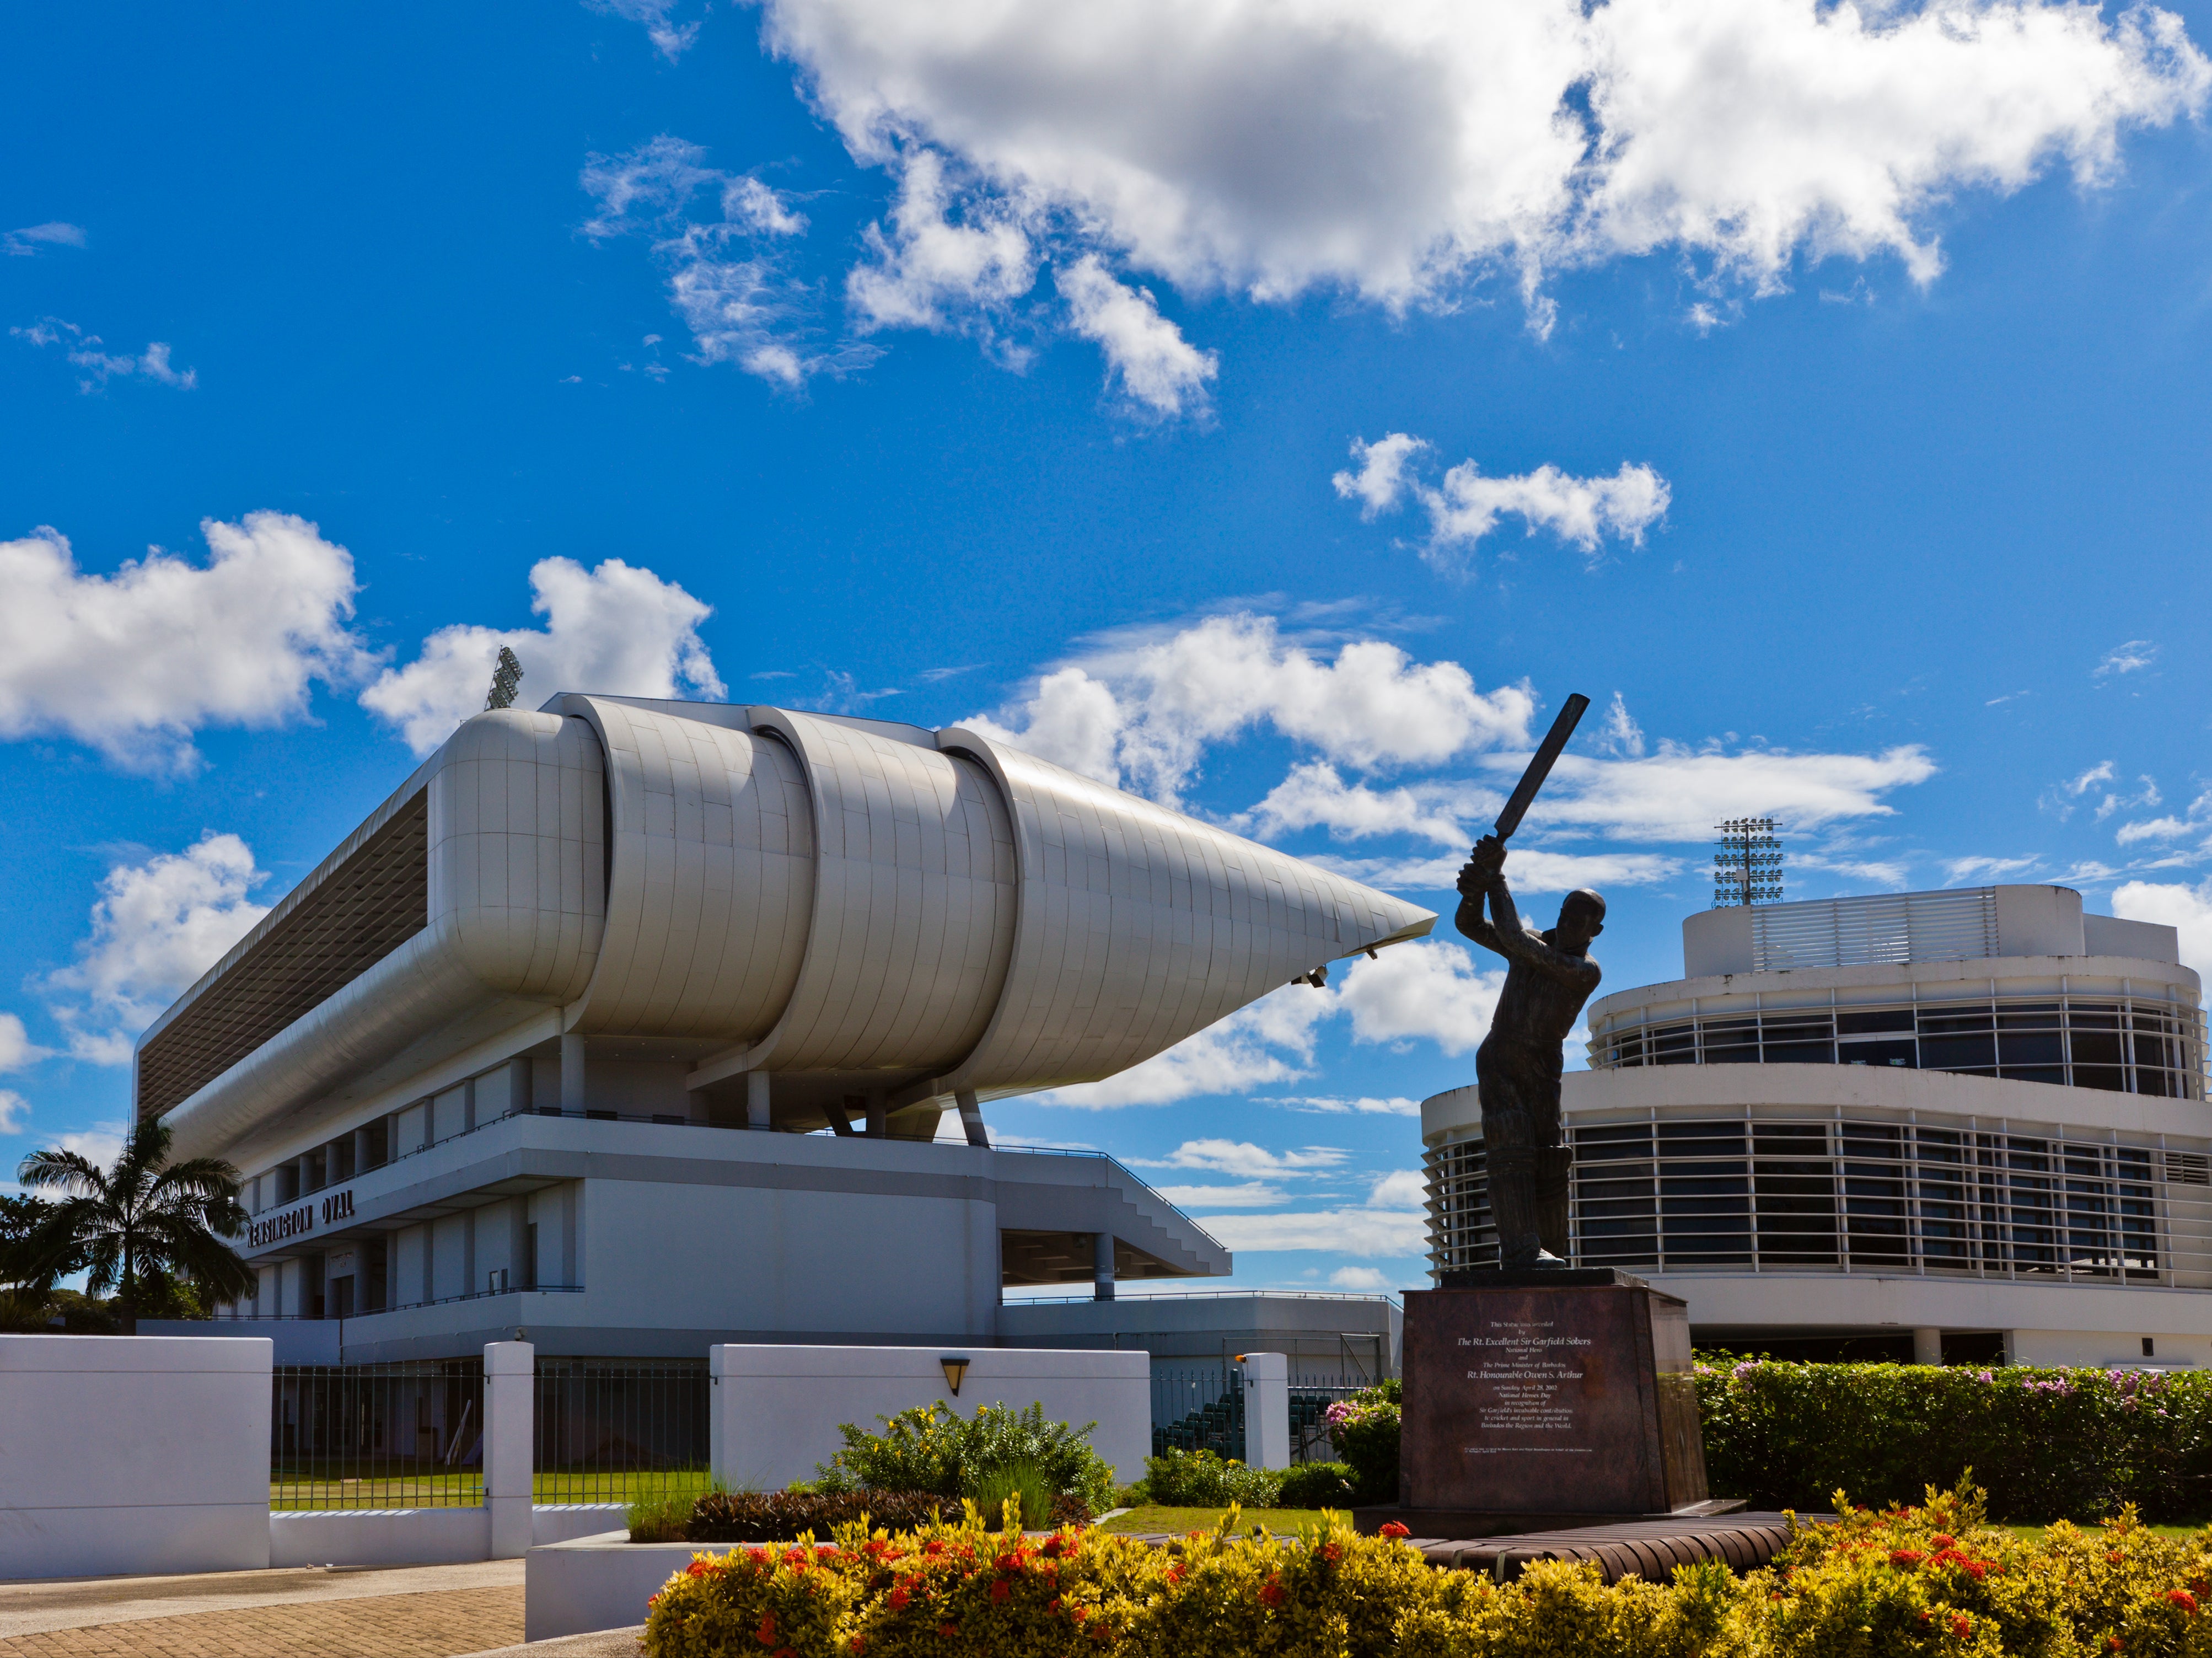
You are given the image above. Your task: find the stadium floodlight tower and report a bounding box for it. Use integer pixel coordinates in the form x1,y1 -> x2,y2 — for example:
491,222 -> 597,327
1713,818 -> 1783,908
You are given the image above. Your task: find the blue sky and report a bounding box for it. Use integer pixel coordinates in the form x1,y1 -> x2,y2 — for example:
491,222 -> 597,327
4,0 -> 2210,1299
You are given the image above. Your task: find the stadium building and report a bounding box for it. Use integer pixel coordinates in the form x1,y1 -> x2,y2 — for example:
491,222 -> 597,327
154,696 -> 1427,1366
1422,884 -> 2210,1366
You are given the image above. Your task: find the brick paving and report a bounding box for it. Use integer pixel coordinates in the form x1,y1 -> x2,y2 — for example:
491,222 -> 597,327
0,1584 -> 524,1658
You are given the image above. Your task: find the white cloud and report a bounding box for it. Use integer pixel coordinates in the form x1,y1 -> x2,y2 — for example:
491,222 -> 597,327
1312,845 -> 1682,897
0,1015 -> 51,1075
1943,854 -> 2040,882
588,0 -> 700,60
1263,1094 -> 1422,1117
1334,432 -> 1670,567
0,1092 -> 26,1134
1039,988 -> 1328,1107
1200,1208 -> 1429,1257
1598,693 -> 1646,759
758,0 -> 2206,335
1153,1181 -> 1289,1208
13,319 -> 195,391
1055,256 -> 1217,418
2116,790 -> 2211,848
4,222 -> 85,256
1334,939 -> 1504,1057
0,514 -> 375,771
361,556 -> 726,756
967,612 -> 1534,800
2112,878 -> 2212,980
2096,639 -> 2158,678
846,150 -> 1037,342
1242,762 -> 1491,846
53,1122 -> 125,1169
1367,1168 -> 1429,1209
582,137 -> 871,387
1130,1139 -> 1349,1178
1330,1266 -> 1392,1290
1507,743 -> 1937,843
41,834 -> 271,1063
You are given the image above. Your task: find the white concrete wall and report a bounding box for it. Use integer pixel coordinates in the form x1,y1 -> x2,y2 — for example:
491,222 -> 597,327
1241,1353 -> 1291,1471
529,1531 -> 717,1642
0,1335 -> 272,1580
271,1506 -> 489,1568
586,1178 -> 1001,1340
708,1344 -> 1150,1492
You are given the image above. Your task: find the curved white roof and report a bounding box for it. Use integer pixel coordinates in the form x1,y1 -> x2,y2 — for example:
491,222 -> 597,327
142,698 -> 1433,1157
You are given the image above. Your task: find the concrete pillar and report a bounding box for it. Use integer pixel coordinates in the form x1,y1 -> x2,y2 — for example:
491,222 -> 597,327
353,1126 -> 373,1176
955,1088 -> 990,1149
560,1034 -> 586,1113
866,1094 -> 887,1137
1241,1353 -> 1291,1471
1093,1232 -> 1116,1302
485,1340 -> 534,1559
747,1070 -> 771,1130
1912,1327 -> 1942,1366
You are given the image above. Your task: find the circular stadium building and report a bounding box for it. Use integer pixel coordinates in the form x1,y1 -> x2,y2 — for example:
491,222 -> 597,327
1421,884 -> 2210,1366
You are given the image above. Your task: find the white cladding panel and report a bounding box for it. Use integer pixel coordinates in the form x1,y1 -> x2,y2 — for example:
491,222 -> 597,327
565,698 -> 815,1039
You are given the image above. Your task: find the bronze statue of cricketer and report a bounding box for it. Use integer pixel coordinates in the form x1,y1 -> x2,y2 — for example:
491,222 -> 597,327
1456,838 -> 1603,1269
1449,690 -> 1603,1270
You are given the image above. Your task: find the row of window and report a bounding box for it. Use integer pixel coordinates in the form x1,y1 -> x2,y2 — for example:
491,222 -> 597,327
1587,998 -> 2204,1100
1427,1118 -> 2207,1282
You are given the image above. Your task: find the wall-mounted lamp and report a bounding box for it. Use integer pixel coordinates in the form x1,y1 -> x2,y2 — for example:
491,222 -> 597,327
940,1356 -> 970,1396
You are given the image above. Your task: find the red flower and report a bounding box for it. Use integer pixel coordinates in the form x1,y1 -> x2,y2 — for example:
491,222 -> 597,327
1891,1550 -> 1926,1568
2109,1553 -> 2126,1565
1321,1543 -> 1343,1563
1260,1580 -> 1288,1608
818,1544 -> 837,1560
1961,1560 -> 1988,1582
1931,1534 -> 1956,1549
1072,1606 -> 1089,1623
849,1641 -> 866,1655
2167,1590 -> 2200,1614
1379,1522 -> 1411,1541
755,1613 -> 777,1647
1166,1564 -> 1186,1585
2108,1638 -> 2124,1652
939,1623 -> 957,1639
889,1586 -> 910,1612
1952,1615 -> 1973,1639
990,1580 -> 1011,1603
687,1560 -> 709,1577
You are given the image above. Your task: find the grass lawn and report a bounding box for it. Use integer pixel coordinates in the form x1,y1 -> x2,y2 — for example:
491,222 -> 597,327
1101,1506 -> 1339,1536
271,1468 -> 714,1510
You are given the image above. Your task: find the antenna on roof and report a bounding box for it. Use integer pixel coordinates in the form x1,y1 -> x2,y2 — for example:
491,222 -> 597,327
1714,818 -> 1783,908
484,646 -> 524,712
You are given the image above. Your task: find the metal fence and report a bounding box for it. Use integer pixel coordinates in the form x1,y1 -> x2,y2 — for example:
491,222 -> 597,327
533,1357 -> 710,1505
1151,1365 -> 1243,1461
271,1359 -> 485,1510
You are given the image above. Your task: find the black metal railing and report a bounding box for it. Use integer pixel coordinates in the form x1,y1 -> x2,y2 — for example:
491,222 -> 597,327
1151,1366 -> 1244,1461
533,1357 -> 711,1506
1288,1379 -> 1365,1465
271,1359 -> 485,1510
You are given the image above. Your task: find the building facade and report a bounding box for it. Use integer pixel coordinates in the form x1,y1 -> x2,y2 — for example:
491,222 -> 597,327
1423,884 -> 2210,1366
156,696 -> 1430,1364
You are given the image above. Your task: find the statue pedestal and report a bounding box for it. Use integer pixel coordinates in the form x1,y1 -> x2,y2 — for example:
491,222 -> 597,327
1361,1269 -> 1717,1538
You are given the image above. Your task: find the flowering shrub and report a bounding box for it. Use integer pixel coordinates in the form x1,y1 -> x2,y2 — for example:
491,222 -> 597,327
640,1482 -> 2212,1657
1325,1378 -> 1403,1504
687,1490 -> 957,1543
1695,1360 -> 2212,1520
812,1401 -> 1117,1516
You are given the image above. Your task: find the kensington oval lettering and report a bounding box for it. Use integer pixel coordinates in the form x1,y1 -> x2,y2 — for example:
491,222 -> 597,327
246,1188 -> 353,1248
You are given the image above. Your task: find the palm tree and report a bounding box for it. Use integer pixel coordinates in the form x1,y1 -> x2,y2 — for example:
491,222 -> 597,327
17,1119 -> 255,1334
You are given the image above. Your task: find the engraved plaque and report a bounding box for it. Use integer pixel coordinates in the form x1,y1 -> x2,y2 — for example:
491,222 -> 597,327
1402,1279 -> 1706,1517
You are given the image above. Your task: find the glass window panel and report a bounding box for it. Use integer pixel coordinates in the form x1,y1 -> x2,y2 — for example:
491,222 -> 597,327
1652,1024 -> 1697,1065
1922,1034 -> 1996,1072
1765,1041 -> 1838,1064
1754,1124 -> 1828,1156
1920,1010 -> 1995,1035
1840,1038 -> 1918,1069
1838,1008 -> 1915,1035
1576,1125 -> 1655,1161
1997,1005 -> 2063,1031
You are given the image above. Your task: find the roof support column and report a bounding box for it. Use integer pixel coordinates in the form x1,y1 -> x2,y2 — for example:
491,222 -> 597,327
747,1070 -> 771,1131
955,1088 -> 990,1150
560,1034 -> 586,1113
1094,1231 -> 1116,1302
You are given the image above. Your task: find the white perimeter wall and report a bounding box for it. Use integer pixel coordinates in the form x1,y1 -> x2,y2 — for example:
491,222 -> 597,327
0,1335 -> 272,1580
588,1181 -> 1000,1340
710,1345 -> 1150,1492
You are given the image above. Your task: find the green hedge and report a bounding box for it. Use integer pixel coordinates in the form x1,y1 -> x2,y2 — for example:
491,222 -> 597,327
1697,1360 -> 2212,1521
1324,1365 -> 2212,1523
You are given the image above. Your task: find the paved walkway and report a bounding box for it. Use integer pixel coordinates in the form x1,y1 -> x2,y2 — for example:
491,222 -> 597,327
0,1562 -> 530,1658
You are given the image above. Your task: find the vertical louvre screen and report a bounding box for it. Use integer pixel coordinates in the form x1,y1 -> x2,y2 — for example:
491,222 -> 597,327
1753,888 -> 1999,972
